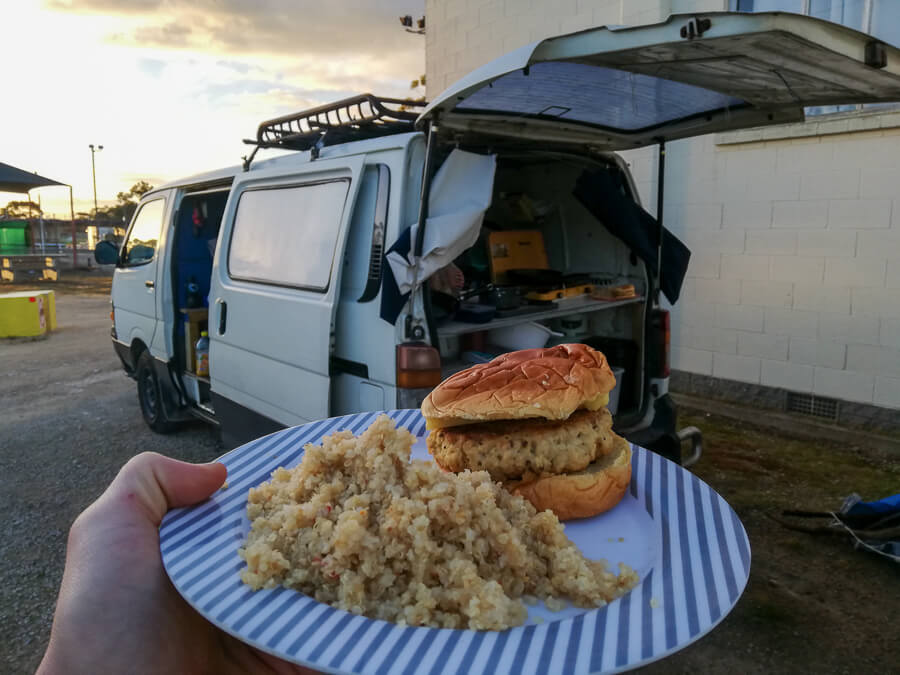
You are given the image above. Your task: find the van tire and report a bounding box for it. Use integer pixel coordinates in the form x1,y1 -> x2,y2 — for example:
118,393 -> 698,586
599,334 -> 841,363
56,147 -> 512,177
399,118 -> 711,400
136,351 -> 176,433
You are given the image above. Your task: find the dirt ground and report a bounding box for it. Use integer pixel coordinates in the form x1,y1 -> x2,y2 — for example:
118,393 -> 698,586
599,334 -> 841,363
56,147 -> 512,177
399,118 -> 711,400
1,273 -> 898,674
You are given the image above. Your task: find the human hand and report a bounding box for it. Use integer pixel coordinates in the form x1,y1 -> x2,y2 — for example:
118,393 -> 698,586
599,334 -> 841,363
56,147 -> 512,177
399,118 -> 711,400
38,452 -> 319,675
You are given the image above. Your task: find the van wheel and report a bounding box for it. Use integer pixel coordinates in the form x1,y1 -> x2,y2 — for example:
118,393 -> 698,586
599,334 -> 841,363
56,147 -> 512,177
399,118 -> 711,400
136,351 -> 176,433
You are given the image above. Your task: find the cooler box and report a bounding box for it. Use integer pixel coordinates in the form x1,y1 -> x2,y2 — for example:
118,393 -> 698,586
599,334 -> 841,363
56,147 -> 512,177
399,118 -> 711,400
0,290 -> 56,337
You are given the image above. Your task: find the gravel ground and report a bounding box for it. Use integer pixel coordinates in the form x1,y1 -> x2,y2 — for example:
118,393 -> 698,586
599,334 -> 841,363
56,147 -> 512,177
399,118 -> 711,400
0,293 -> 222,674
2,283 -> 898,674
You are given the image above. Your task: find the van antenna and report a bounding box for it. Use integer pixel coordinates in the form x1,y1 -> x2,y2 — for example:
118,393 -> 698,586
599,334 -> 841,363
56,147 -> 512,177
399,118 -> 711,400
311,132 -> 327,160
241,144 -> 260,172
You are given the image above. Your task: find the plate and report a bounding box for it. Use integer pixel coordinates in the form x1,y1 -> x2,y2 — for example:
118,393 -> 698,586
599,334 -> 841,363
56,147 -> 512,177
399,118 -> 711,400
160,409 -> 751,674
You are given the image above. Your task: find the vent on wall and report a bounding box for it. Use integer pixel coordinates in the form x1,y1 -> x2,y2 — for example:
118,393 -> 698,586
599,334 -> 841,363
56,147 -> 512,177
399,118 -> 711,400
785,392 -> 839,421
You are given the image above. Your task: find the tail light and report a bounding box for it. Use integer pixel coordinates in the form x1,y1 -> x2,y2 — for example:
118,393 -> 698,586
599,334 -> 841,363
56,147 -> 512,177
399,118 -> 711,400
396,342 -> 442,389
649,309 -> 670,378
110,303 -> 117,339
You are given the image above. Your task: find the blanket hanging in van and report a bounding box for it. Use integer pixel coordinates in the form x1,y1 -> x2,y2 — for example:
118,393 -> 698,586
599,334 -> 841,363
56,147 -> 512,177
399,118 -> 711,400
381,149 -> 497,324
573,169 -> 690,305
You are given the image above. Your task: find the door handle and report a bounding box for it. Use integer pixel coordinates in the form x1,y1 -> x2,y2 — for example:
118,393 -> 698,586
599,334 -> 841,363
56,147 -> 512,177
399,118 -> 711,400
217,299 -> 227,335
145,280 -> 155,288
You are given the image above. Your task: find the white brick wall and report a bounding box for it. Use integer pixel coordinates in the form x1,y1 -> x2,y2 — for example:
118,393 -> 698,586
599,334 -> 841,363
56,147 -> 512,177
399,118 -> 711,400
429,0 -> 900,410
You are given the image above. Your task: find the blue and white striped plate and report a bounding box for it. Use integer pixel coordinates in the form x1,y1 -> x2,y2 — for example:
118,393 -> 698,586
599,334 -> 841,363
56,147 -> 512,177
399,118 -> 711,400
160,409 -> 750,674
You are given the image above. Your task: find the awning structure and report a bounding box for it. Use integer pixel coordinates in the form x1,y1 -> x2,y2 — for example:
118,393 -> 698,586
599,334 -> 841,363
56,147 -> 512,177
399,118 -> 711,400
0,162 -> 65,193
0,161 -> 80,266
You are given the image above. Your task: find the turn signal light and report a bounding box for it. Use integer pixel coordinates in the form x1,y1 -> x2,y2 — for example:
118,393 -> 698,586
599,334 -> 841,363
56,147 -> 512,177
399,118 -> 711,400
396,342 -> 442,389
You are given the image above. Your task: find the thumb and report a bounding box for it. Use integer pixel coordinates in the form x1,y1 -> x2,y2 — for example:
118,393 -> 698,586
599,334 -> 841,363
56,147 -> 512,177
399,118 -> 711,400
108,452 -> 227,526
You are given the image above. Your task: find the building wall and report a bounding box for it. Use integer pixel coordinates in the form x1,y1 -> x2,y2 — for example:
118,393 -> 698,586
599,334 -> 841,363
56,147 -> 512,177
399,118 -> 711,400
425,0 -> 900,412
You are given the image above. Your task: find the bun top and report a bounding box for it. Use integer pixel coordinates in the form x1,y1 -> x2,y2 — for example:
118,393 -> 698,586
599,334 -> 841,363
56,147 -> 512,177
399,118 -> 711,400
421,343 -> 616,423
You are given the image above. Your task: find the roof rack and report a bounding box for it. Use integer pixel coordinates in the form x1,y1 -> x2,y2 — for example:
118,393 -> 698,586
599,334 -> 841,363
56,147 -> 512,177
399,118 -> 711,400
245,94 -> 426,158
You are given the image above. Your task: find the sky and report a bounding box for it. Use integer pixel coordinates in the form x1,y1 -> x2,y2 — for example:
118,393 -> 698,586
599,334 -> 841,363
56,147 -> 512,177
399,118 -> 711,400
1,0 -> 425,218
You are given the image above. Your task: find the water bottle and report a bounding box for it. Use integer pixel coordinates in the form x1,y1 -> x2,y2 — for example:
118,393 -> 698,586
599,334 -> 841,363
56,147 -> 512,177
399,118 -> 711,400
196,330 -> 210,376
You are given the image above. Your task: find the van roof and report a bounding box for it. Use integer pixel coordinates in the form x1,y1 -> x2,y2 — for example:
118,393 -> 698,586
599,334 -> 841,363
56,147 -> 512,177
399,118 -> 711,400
149,131 -> 424,196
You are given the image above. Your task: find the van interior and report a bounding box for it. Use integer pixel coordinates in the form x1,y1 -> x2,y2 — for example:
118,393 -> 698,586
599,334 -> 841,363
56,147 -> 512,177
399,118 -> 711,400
425,148 -> 649,423
171,188 -> 229,411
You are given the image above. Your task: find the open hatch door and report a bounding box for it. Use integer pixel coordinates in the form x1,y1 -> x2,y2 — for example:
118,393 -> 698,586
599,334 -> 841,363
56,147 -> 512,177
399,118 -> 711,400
419,11 -> 900,150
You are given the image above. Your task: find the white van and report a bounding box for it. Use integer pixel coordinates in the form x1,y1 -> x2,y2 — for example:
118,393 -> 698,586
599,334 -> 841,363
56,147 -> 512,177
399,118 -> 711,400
96,11 -> 900,456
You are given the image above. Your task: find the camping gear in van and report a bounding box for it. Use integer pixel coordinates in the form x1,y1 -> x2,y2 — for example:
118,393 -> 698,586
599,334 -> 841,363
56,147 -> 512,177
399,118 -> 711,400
482,284 -> 523,310
196,331 -> 210,377
487,230 -> 550,284
487,321 -> 563,351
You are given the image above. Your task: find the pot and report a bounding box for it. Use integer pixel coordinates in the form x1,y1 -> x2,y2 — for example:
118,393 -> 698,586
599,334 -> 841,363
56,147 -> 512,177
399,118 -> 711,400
483,285 -> 523,310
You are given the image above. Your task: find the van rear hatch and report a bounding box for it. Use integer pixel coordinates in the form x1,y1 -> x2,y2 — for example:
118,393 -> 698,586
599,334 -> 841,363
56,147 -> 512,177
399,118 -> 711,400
418,11 -> 900,150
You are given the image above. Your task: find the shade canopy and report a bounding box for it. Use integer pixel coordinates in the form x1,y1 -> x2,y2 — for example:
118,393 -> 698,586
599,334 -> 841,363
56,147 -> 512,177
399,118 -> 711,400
0,161 -> 66,193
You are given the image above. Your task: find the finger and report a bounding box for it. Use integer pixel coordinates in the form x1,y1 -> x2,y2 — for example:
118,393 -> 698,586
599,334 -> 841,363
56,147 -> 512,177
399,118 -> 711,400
109,453 -> 227,526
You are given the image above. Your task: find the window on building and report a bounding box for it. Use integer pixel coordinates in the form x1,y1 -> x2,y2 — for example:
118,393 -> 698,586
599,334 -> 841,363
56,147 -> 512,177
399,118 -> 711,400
228,179 -> 350,291
122,198 -> 165,266
731,0 -> 900,115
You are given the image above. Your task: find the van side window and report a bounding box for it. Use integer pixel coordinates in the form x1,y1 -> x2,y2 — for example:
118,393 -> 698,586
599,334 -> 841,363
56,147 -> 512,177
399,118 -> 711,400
228,179 -> 350,291
122,199 -> 166,266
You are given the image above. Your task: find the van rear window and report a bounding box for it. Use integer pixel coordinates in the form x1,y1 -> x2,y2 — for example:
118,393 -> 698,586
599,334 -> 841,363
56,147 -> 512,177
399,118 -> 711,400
228,179 -> 351,291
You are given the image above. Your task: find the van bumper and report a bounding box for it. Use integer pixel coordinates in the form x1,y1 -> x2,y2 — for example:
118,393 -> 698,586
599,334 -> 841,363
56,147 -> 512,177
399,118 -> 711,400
112,338 -> 136,377
624,394 -> 681,464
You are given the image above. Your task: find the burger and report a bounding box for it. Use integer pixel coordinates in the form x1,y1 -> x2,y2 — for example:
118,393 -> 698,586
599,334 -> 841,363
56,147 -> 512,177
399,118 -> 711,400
421,343 -> 632,520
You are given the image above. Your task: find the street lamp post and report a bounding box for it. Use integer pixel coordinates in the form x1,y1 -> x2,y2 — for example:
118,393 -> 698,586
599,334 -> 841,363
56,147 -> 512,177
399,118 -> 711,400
89,143 -> 103,250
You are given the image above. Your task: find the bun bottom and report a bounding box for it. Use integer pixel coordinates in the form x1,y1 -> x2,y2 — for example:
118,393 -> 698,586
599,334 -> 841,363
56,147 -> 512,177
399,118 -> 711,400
506,435 -> 632,521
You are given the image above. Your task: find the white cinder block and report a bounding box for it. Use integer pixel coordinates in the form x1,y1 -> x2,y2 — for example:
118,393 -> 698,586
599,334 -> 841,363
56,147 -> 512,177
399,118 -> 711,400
796,230 -> 856,258
830,136 -> 899,169
814,367 -> 875,404
882,319 -> 900,348
772,200 -> 828,229
721,254 -> 769,281
761,359 -> 814,392
725,146 -> 777,174
737,331 -> 790,360
715,304 -> 764,331
770,256 -> 824,284
694,278 -> 741,304
887,261 -> 900,289
827,199 -> 891,229
859,167 -> 900,198
857,230 -> 900,259
852,288 -> 900,319
674,300 -> 716,326
775,142 -> 834,173
712,352 -> 761,384
874,376 -> 900,409
823,258 -> 887,288
687,250 -> 720,279
819,312 -> 881,344
745,172 -> 801,202
745,230 -> 797,256
789,337 -> 846,369
741,280 -> 793,308
716,328 -> 739,354
846,344 -> 900,377
678,203 -> 724,230
793,284 -> 850,315
799,171 -> 860,200
723,201 -> 772,230
681,228 -> 745,255
765,307 -> 819,338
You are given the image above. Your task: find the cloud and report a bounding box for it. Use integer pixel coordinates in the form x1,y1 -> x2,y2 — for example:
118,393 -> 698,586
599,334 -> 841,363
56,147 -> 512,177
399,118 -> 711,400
49,0 -> 425,62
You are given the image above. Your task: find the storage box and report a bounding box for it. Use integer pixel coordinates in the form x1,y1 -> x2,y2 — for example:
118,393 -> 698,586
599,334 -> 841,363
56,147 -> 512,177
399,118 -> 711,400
0,290 -> 56,337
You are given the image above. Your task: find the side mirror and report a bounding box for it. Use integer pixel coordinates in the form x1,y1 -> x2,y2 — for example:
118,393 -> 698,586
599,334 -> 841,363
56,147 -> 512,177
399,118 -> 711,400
94,240 -> 119,265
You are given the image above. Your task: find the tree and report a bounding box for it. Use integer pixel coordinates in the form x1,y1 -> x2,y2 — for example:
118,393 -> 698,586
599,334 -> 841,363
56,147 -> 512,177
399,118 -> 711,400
1,200 -> 42,219
95,180 -> 154,224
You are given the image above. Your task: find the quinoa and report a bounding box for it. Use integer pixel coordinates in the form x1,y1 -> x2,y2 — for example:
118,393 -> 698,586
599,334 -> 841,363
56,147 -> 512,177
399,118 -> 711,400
238,415 -> 638,631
